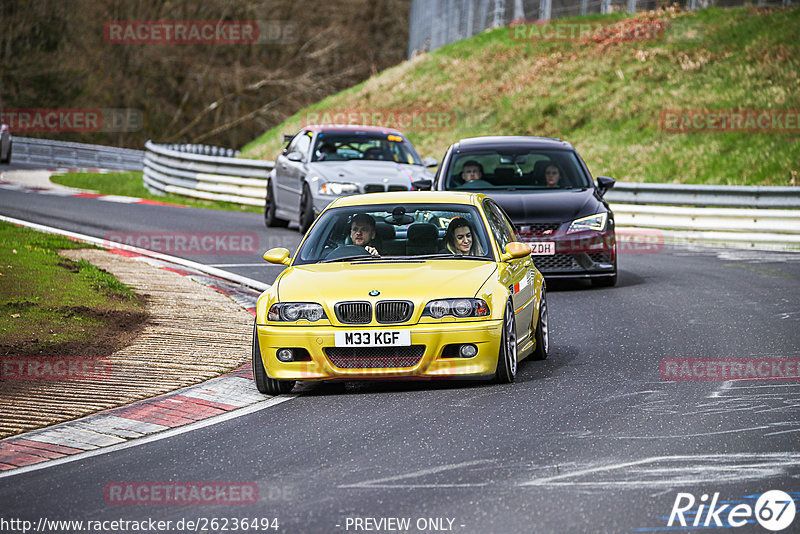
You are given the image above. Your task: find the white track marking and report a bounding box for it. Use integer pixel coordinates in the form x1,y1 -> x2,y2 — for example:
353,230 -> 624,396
0,395 -> 296,480
339,460 -> 494,489
520,453 -> 800,489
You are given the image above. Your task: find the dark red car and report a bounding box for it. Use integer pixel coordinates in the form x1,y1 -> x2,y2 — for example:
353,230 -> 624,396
418,136 -> 617,287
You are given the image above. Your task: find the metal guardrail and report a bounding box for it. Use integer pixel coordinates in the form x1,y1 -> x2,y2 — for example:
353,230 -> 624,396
143,141 -> 271,206
11,137 -> 144,171
611,204 -> 800,249
141,141 -> 800,250
606,183 -> 800,209
606,184 -> 800,249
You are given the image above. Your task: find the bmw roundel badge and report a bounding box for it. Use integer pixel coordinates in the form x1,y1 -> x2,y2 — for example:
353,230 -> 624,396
369,290 -> 380,296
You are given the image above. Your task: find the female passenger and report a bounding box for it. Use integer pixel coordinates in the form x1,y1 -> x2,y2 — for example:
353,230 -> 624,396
443,217 -> 483,256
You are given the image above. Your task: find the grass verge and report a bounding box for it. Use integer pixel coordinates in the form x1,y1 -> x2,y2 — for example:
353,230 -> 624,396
50,171 -> 262,213
0,221 -> 148,359
241,7 -> 799,186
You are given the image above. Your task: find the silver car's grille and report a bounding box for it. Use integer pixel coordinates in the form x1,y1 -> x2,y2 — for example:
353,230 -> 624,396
362,184 -> 409,193
375,301 -> 413,324
335,302 -> 371,324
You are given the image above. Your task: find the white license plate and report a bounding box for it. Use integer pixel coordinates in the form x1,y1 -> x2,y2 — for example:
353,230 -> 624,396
334,330 -> 411,347
528,241 -> 555,255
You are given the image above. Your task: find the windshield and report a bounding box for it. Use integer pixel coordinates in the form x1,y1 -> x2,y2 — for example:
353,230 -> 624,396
311,133 -> 423,164
445,149 -> 591,190
294,203 -> 495,265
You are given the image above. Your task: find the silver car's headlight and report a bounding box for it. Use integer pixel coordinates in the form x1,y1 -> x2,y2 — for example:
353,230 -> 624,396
268,303 -> 327,322
422,298 -> 490,319
567,212 -> 608,233
318,182 -> 359,196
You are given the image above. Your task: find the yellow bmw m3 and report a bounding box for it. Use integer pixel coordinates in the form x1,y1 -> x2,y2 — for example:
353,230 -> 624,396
252,191 -> 548,395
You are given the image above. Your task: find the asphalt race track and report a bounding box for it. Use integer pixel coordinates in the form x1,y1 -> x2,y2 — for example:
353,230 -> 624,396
1,183 -> 799,533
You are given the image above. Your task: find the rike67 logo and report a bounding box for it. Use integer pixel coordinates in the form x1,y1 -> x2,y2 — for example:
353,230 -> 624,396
668,490 -> 796,531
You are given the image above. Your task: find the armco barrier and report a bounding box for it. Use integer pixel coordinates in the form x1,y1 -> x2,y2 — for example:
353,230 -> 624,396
143,141 -> 271,206
606,184 -> 800,249
606,182 -> 800,209
141,141 -> 800,250
11,137 -> 144,171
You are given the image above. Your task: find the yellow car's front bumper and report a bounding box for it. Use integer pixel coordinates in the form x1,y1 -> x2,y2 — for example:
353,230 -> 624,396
256,320 -> 504,381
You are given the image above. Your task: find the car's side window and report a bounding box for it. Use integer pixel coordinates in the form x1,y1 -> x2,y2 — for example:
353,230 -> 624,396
292,132 -> 312,161
483,200 -> 516,251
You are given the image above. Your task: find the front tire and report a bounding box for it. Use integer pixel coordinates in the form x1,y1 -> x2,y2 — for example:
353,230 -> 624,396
591,267 -> 617,288
592,249 -> 617,287
299,184 -> 315,234
531,288 -> 549,361
252,322 -> 295,395
264,180 -> 289,228
494,299 -> 518,383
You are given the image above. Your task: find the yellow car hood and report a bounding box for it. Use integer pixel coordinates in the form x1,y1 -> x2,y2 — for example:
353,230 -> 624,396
277,260 -> 497,304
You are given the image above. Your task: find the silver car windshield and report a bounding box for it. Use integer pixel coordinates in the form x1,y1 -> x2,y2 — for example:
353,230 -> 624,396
446,149 -> 591,190
311,133 -> 423,165
294,204 -> 495,265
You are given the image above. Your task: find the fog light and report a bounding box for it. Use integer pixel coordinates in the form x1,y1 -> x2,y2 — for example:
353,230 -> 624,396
459,344 -> 478,358
276,348 -> 294,362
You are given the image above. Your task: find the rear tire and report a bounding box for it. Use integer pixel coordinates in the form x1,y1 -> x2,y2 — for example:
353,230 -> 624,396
264,180 -> 288,228
494,300 -> 517,383
531,288 -> 549,361
299,184 -> 315,234
252,322 -> 295,395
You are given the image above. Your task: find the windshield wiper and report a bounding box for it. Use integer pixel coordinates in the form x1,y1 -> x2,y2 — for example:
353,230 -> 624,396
320,254 -> 381,263
410,254 -> 489,261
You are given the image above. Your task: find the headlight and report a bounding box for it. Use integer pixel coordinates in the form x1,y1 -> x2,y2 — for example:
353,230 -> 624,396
268,303 -> 327,322
422,299 -> 490,319
567,212 -> 608,233
318,182 -> 359,196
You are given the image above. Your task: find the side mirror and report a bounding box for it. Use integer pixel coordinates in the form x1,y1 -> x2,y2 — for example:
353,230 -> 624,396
263,248 -> 291,266
282,134 -> 294,144
596,176 -> 616,197
500,242 -> 532,261
411,179 -> 432,191
423,157 -> 438,168
286,151 -> 303,162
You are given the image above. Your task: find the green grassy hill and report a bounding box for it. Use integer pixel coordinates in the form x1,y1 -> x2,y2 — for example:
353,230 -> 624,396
242,7 -> 799,186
